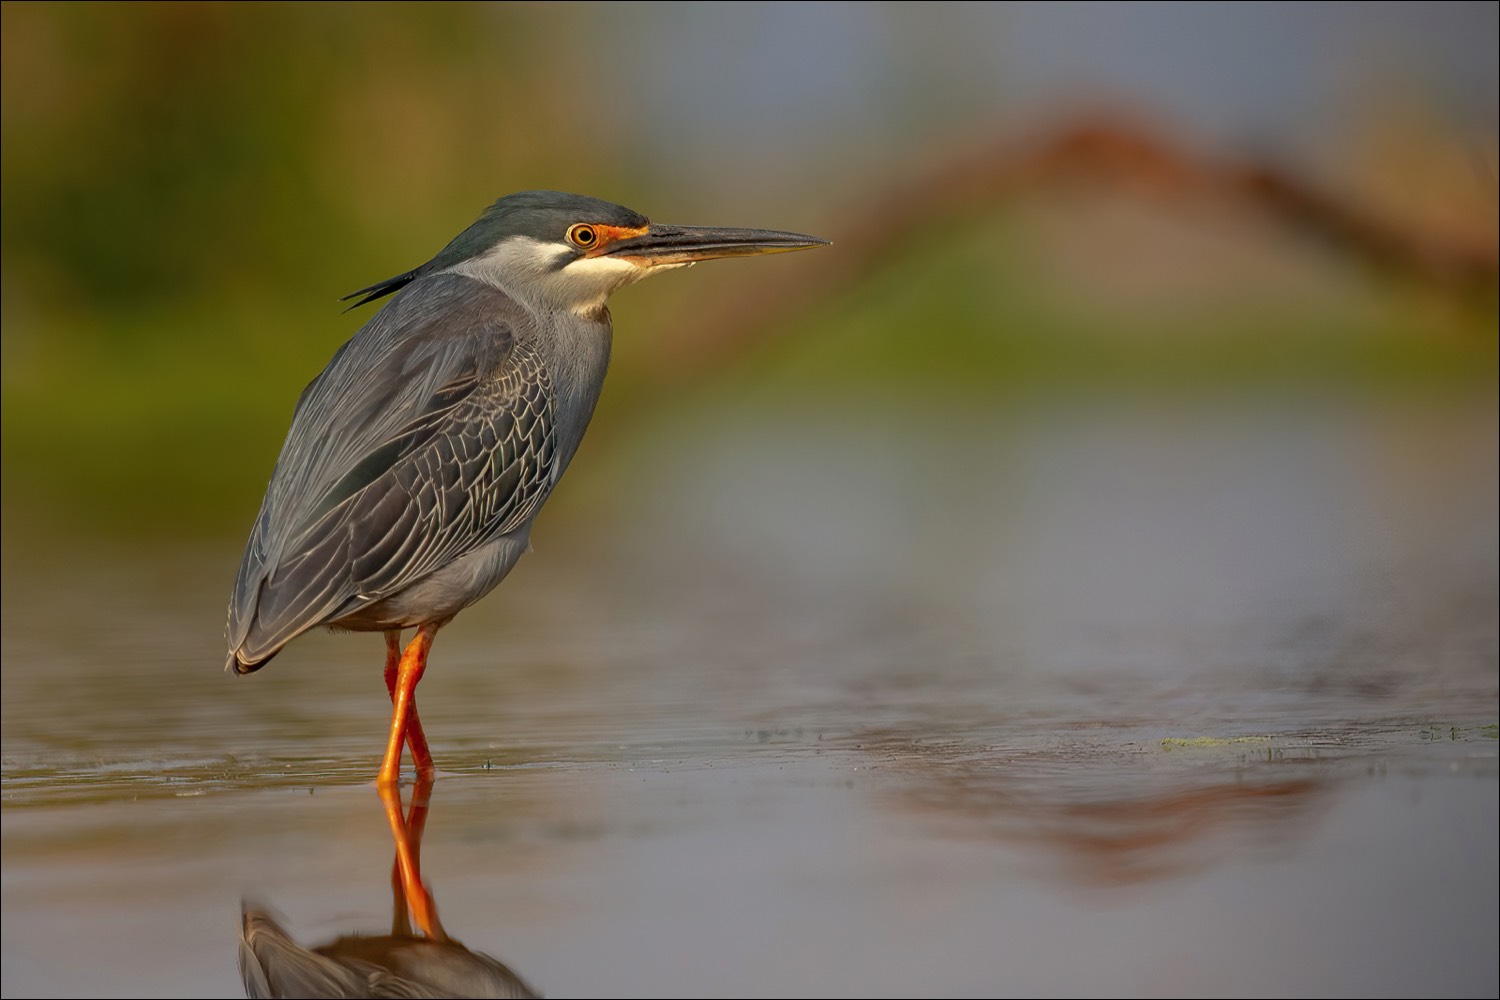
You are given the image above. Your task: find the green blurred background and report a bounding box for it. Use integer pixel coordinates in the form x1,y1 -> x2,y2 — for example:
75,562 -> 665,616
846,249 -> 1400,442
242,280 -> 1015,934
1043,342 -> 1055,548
2,2 -> 1495,541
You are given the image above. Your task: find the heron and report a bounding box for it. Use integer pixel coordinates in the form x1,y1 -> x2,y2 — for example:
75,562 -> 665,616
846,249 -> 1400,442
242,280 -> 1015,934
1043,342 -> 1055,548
225,190 -> 826,789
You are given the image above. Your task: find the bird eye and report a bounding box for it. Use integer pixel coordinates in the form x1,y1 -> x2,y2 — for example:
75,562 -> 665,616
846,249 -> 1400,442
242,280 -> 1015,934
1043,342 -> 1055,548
567,224 -> 598,249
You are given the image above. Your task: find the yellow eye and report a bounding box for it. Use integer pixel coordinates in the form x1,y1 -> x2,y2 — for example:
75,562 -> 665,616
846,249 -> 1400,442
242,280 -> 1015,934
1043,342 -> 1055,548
567,224 -> 598,249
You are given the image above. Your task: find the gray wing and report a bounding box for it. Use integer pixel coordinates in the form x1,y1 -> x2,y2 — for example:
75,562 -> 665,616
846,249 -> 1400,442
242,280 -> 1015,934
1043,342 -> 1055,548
227,274 -> 555,671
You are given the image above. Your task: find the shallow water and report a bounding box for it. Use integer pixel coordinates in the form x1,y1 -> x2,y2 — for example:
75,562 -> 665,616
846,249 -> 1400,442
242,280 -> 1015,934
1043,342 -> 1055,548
3,390 -> 1497,997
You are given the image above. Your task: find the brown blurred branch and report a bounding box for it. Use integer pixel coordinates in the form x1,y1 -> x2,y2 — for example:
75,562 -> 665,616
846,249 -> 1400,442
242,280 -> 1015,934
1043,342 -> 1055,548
649,114 -> 1498,384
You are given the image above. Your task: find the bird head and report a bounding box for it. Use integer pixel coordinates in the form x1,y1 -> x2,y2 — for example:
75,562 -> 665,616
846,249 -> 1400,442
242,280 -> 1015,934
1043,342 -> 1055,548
344,190 -> 827,315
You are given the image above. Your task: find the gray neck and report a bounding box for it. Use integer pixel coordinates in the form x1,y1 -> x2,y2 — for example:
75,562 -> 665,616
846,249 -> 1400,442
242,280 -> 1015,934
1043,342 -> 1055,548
536,304 -> 613,482
444,245 -> 617,480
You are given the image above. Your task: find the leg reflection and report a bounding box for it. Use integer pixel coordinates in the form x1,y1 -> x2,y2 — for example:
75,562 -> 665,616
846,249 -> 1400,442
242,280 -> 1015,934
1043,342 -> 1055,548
380,770 -> 446,941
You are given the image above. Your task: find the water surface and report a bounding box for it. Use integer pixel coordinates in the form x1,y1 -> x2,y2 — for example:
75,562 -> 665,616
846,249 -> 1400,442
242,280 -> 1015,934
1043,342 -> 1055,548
3,391 -> 1496,997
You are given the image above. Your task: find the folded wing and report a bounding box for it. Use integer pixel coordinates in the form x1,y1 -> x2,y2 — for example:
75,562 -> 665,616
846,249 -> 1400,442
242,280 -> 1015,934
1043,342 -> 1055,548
227,274 -> 555,671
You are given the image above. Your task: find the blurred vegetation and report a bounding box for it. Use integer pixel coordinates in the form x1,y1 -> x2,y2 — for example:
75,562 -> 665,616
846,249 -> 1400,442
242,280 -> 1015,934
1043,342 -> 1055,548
2,4 -> 633,536
2,4 -> 1495,540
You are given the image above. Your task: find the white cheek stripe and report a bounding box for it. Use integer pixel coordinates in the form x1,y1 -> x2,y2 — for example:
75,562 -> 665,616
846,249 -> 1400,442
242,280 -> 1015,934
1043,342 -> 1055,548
447,237 -> 684,315
563,255 -> 643,280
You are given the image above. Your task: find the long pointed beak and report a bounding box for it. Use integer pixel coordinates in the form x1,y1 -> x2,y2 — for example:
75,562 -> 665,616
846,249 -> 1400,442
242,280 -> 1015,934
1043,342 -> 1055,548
604,224 -> 829,266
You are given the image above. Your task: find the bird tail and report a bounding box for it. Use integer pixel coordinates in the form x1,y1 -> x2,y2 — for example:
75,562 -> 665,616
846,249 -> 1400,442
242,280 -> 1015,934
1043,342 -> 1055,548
226,647 -> 276,675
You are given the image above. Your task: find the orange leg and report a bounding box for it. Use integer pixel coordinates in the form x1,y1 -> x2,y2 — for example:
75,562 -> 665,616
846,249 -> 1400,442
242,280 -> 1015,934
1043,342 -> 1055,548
378,773 -> 446,941
382,629 -> 401,692
382,631 -> 433,780
378,624 -> 439,788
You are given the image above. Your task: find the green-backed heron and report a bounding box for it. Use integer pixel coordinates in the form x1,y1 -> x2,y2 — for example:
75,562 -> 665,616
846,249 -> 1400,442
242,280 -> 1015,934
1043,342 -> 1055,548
225,191 -> 826,792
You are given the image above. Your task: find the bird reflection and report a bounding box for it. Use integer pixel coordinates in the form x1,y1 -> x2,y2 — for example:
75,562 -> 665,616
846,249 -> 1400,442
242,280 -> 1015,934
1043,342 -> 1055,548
239,776 -> 536,999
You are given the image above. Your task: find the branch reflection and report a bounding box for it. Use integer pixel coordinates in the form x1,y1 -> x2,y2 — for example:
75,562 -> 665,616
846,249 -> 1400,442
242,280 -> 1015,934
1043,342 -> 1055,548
868,733 -> 1331,887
